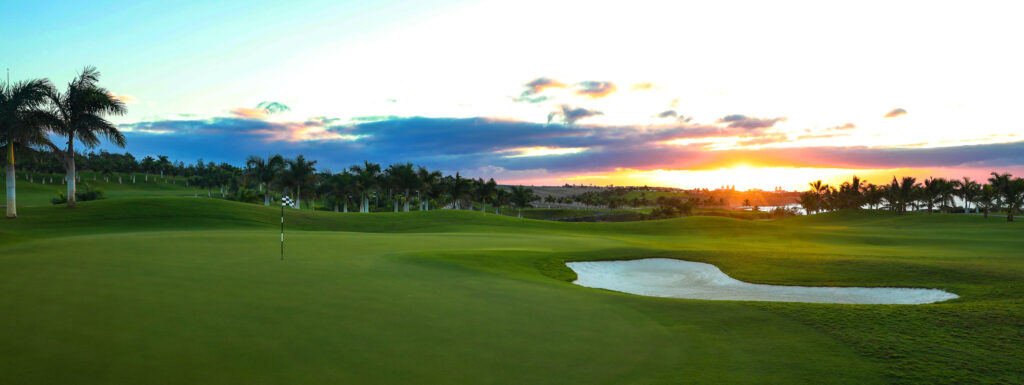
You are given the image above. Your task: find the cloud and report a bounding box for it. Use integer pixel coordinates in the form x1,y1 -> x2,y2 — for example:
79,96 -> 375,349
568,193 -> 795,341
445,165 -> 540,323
230,102 -> 292,119
716,114 -> 787,130
525,77 -> 565,94
656,110 -> 678,118
113,115 -> 1024,183
109,93 -> 137,103
631,82 -> 655,91
256,101 -> 291,115
230,107 -> 269,119
884,108 -> 907,118
574,81 -> 617,98
350,115 -> 400,123
830,122 -> 856,130
548,105 -> 603,124
513,77 -> 566,103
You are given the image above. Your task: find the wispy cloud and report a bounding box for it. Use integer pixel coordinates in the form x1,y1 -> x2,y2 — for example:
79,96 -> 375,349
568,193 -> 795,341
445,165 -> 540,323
230,101 -> 292,119
513,77 -> 565,103
884,108 -> 907,118
574,81 -> 617,98
109,93 -> 137,103
548,105 -> 602,124
716,114 -> 787,130
631,82 -> 655,91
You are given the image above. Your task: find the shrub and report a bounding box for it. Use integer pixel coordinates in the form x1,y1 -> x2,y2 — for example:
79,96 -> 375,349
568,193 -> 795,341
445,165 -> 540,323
51,186 -> 105,205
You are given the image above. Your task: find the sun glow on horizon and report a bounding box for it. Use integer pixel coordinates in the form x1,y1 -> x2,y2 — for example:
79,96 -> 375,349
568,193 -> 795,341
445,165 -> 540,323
554,166 -> 943,192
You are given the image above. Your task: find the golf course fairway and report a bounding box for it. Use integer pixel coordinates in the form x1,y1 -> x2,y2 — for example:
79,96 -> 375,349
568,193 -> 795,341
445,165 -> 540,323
1,197 -> 1021,384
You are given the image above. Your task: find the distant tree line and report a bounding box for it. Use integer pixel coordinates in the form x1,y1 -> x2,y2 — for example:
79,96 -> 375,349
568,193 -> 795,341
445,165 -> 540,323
799,175 -> 1024,221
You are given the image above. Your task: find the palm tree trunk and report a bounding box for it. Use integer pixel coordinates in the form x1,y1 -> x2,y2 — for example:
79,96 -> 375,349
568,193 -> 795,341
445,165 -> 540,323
264,190 -> 270,206
343,201 -> 348,213
6,145 -> 16,218
66,157 -> 77,207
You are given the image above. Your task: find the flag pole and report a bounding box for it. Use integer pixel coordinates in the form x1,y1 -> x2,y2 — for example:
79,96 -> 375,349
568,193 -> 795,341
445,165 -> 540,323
281,197 -> 285,261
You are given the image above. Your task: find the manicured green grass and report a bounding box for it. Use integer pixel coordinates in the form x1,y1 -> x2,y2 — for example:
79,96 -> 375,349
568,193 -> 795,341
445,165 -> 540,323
1,197 -> 1021,384
2,172 -> 195,207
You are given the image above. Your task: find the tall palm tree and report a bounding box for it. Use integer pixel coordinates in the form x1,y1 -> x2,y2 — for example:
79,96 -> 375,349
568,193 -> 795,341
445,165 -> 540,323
448,172 -> 472,209
989,172 -> 1023,222
893,176 -> 917,215
493,188 -> 510,214
386,162 -> 418,212
283,155 -> 317,209
957,177 -> 979,214
246,154 -> 284,206
325,170 -> 356,212
39,66 -> 127,207
415,166 -> 442,211
1,78 -> 53,217
510,185 -> 536,218
975,184 -> 998,219
475,178 -> 498,213
350,161 -> 381,212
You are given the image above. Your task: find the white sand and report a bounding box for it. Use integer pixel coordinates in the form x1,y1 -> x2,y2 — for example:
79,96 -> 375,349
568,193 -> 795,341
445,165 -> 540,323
567,258 -> 958,304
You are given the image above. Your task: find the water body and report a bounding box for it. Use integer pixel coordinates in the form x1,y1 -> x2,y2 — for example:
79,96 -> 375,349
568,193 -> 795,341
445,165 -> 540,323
567,258 -> 958,304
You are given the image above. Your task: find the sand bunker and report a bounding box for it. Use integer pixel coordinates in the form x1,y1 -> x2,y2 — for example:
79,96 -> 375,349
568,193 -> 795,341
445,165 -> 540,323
567,258 -> 957,304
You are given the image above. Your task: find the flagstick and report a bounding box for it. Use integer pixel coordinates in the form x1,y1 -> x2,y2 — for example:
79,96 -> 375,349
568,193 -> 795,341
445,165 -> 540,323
281,198 -> 285,261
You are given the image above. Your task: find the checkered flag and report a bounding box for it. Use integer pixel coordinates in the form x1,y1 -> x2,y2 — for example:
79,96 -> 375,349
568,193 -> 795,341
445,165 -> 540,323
282,195 -> 294,207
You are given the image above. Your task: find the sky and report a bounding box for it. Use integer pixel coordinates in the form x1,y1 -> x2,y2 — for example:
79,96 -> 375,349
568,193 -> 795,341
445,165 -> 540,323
3,0 -> 1023,190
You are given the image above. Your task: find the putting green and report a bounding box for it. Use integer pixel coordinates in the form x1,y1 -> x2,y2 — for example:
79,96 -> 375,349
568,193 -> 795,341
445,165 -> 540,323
1,197 -> 1021,384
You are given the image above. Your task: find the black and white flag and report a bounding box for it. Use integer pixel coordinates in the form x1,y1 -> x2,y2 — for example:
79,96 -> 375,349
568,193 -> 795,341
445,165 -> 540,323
282,196 -> 294,207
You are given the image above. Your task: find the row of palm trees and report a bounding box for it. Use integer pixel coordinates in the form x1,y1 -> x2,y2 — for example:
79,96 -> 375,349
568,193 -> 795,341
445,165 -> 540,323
799,174 -> 1024,221
9,148 -> 183,184
1,66 -> 127,217
236,155 -> 538,215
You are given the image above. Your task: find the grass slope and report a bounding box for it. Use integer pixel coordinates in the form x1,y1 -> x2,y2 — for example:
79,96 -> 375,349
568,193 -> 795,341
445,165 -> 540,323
2,172 -> 195,207
1,197 -> 1022,384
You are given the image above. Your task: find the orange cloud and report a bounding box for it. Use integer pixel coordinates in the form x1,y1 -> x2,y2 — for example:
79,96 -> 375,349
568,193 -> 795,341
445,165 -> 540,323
574,81 -> 617,98
230,107 -> 269,119
884,108 -> 907,118
109,93 -> 137,103
631,82 -> 655,91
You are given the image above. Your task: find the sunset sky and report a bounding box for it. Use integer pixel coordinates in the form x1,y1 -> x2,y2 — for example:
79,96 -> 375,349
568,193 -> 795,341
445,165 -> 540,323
4,0 -> 1023,190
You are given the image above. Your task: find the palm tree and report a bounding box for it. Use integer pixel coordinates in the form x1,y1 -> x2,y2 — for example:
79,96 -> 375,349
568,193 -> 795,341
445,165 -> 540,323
989,172 -> 1023,222
448,172 -> 472,209
325,170 -> 356,212
283,155 -> 317,209
975,184 -> 998,219
922,178 -> 945,213
386,162 -> 418,212
416,166 -> 441,211
351,161 -> 381,212
475,178 -> 498,213
246,154 -> 284,206
797,191 -> 819,215
510,185 -> 535,217
957,177 -> 979,213
493,188 -> 510,214
1,78 -> 53,217
39,66 -> 127,207
892,176 -> 917,215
